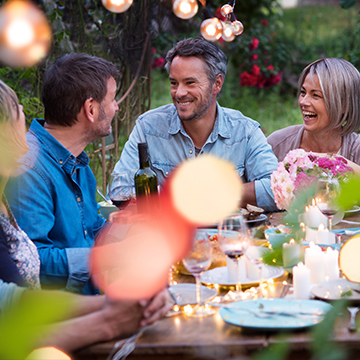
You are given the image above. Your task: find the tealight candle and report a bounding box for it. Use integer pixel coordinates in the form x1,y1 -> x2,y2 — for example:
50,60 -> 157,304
304,242 -> 325,284
324,247 -> 339,280
293,262 -> 311,299
282,239 -> 300,267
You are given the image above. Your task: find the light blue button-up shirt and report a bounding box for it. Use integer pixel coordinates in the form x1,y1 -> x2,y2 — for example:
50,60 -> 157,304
114,103 -> 278,212
5,119 -> 105,294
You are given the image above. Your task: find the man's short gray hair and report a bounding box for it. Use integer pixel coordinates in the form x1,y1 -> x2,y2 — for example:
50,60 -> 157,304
164,37 -> 227,84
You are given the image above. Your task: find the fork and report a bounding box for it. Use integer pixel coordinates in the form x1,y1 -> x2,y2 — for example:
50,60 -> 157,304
347,307 -> 359,332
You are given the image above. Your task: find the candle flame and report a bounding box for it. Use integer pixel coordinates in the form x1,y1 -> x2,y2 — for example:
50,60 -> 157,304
290,239 -> 295,244
312,198 -> 316,206
318,223 -> 325,231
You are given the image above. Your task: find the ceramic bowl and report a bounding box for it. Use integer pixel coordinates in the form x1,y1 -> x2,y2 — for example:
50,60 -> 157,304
98,201 -> 118,220
264,226 -> 294,248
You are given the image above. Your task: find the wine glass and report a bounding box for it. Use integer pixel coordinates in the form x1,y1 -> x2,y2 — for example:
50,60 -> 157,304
182,230 -> 215,317
218,215 -> 250,299
245,239 -> 269,298
108,173 -> 133,210
315,177 -> 340,232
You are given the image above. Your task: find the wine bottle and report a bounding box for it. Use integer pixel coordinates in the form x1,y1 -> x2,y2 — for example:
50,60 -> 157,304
134,142 -> 158,213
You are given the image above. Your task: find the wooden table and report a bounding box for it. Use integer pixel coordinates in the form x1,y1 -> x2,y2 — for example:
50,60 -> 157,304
74,210 -> 360,360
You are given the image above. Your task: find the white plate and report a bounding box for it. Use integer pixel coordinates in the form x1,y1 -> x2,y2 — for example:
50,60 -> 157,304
345,205 -> 360,214
200,265 -> 285,287
219,299 -> 331,330
168,284 -> 217,306
311,278 -> 360,303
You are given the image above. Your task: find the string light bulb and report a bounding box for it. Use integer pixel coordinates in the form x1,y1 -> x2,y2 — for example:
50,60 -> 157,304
200,17 -> 223,42
221,22 -> 235,42
173,0 -> 198,20
0,0 -> 51,67
232,20 -> 244,35
220,4 -> 233,17
101,0 -> 133,13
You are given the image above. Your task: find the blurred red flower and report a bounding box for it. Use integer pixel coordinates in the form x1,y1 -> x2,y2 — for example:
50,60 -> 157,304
248,38 -> 259,50
250,54 -> 259,61
152,58 -> 165,69
260,19 -> 269,27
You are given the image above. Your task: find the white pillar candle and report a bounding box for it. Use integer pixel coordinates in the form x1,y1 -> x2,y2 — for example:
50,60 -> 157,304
305,200 -> 328,229
324,247 -> 339,280
304,242 -> 325,284
316,223 -> 330,244
282,239 -> 300,267
293,262 -> 311,299
226,256 -> 246,282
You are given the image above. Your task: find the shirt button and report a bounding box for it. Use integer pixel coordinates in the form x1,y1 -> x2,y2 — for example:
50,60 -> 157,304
165,171 -> 169,176
77,197 -> 81,202
59,160 -> 63,164
84,230 -> 87,235
189,150 -> 193,154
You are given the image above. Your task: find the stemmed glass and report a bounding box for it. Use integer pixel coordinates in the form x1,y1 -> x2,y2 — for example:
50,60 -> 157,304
108,173 -> 133,211
315,177 -> 340,232
245,239 -> 269,298
182,230 -> 215,317
218,215 -> 250,299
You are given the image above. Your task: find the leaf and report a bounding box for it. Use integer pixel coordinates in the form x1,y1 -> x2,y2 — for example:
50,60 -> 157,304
340,0 -> 357,9
0,291 -> 73,359
337,174 -> 360,210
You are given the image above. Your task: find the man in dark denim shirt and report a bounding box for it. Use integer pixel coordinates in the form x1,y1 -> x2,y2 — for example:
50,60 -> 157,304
5,53 -> 119,294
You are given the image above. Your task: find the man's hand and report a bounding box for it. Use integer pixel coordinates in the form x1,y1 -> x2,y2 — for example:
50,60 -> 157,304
139,288 -> 173,327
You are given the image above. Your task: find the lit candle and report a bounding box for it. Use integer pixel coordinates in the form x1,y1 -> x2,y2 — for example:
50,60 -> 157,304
293,262 -> 311,299
324,247 -> 339,280
304,199 -> 328,229
282,239 -> 300,267
316,223 -> 330,244
304,242 -> 325,284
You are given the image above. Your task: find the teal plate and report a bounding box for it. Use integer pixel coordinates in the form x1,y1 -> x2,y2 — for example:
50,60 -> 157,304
219,298 -> 332,330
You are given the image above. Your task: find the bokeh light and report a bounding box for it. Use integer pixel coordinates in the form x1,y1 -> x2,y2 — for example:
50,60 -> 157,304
173,0 -> 198,20
200,17 -> 223,42
101,0 -> 134,13
25,347 -> 71,360
0,0 -> 51,67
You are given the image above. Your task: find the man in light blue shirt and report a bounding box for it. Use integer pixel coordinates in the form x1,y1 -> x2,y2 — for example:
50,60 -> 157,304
113,38 -> 278,211
5,53 -> 120,294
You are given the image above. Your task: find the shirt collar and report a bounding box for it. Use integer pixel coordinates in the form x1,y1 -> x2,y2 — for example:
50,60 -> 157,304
168,102 -> 231,140
29,119 -> 89,167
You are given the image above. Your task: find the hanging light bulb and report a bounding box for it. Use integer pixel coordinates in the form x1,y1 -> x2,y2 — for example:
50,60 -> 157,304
220,4 -> 233,17
200,17 -> 223,42
102,0 -> 133,13
0,0 -> 51,68
173,0 -> 198,20
232,20 -> 244,36
221,22 -> 235,42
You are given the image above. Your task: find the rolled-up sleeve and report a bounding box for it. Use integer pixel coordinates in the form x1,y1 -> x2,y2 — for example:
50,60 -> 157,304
244,127 -> 278,212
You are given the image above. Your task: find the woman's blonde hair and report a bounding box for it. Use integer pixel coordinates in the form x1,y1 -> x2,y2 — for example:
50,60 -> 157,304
0,80 -> 28,174
299,58 -> 360,137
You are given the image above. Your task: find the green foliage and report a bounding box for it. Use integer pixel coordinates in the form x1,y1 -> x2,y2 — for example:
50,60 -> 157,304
340,0 -> 358,9
0,291 -> 73,359
337,174 -> 360,210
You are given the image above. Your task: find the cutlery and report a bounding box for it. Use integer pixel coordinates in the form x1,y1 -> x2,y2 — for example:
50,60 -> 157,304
97,188 -> 113,205
345,229 -> 360,236
347,307 -> 359,332
341,220 -> 360,225
216,304 -> 325,318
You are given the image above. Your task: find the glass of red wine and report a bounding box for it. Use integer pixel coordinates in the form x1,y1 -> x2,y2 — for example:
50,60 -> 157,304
315,177 -> 340,232
108,173 -> 133,211
182,230 -> 214,317
218,214 -> 250,299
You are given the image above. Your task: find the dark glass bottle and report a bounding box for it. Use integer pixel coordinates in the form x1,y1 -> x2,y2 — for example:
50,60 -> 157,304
134,142 -> 158,213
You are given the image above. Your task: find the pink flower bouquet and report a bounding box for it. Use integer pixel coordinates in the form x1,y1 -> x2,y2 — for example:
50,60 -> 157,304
270,149 -> 353,210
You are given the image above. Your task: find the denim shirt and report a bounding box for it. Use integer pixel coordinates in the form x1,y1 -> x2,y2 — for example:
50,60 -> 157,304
113,103 -> 278,212
5,119 -> 105,294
